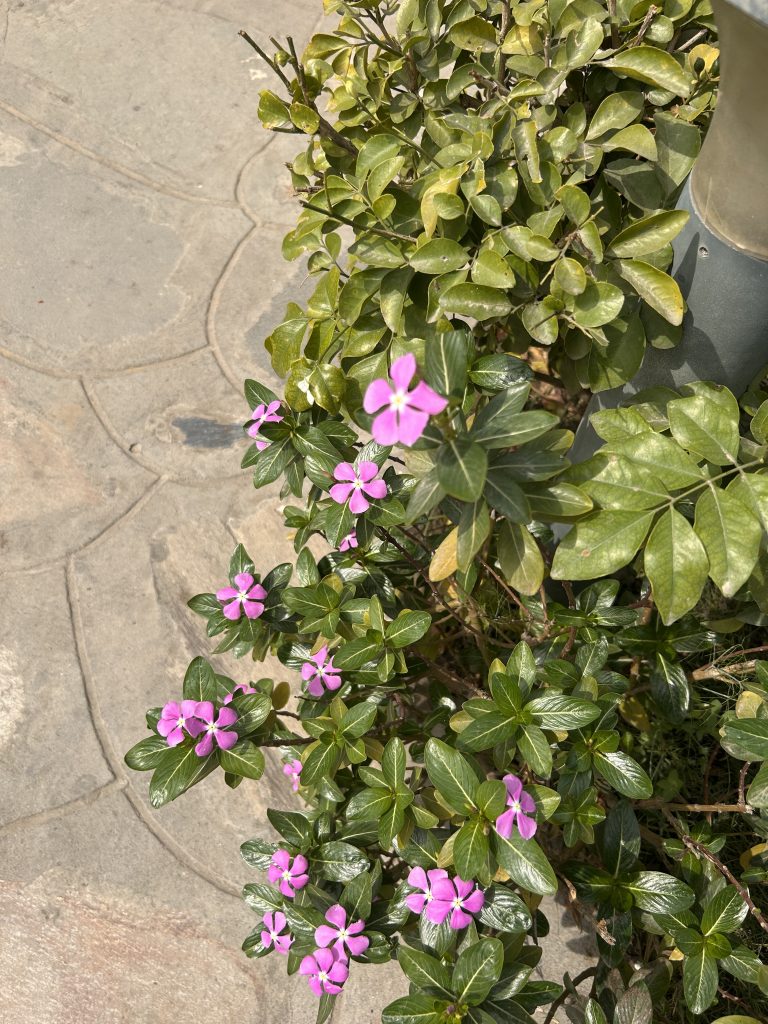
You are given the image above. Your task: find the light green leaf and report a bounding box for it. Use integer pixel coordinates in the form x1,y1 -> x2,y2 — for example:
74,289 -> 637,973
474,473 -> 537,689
382,996 -> 445,1024
424,738 -> 479,814
397,947 -> 453,997
572,282 -> 625,328
609,211 -> 689,258
701,887 -> 749,936
440,283 -> 512,319
604,46 -> 693,97
449,15 -> 498,52
554,257 -> 587,295
454,818 -> 490,879
593,749 -> 653,798
668,392 -> 740,464
498,523 -> 545,595
618,260 -> 685,325
626,871 -> 695,913
315,840 -> 369,882
551,510 -> 655,580
683,951 -> 718,1014
605,432 -> 704,489
645,508 -> 709,624
183,656 -> 217,703
586,90 -> 645,140
694,487 -> 762,596
425,329 -> 469,397
458,500 -> 491,570
386,611 -> 432,648
565,454 -> 668,511
410,239 -> 470,275
458,712 -> 518,752
472,250 -> 517,288
219,741 -> 265,781
602,123 -> 657,160
493,830 -> 557,895
527,694 -> 601,730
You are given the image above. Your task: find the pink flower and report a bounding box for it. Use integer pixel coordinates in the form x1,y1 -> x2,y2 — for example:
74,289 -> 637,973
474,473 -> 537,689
299,947 -> 349,997
223,682 -> 257,705
424,876 -> 484,930
329,461 -> 387,514
315,904 -> 370,958
247,400 -> 283,451
338,530 -> 358,552
216,572 -> 267,621
192,701 -> 238,757
157,700 -> 205,747
405,866 -> 450,915
301,646 -> 342,698
495,774 -> 537,840
364,353 -> 447,447
283,758 -> 303,792
261,911 -> 293,955
267,850 -> 309,899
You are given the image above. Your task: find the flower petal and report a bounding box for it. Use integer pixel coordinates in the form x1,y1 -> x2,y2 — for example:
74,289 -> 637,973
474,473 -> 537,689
333,462 -> 357,482
454,878 -> 473,899
494,808 -> 515,839
215,729 -> 238,750
314,948 -> 335,972
408,867 -> 428,891
462,888 -> 484,914
450,907 -> 472,930
504,774 -> 523,802
517,812 -> 538,840
519,792 -> 536,814
299,955 -> 318,976
216,587 -> 239,601
425,900 -> 452,924
195,702 -> 215,723
348,489 -> 370,514
371,408 -> 400,446
325,904 -> 347,929
396,407 -> 429,447
431,878 -> 457,902
405,893 -> 426,914
409,381 -> 448,415
234,572 -> 254,590
364,378 -> 394,414
390,353 -> 416,391
216,706 -> 238,728
222,600 -> 242,621
293,855 -> 309,874
273,912 -> 286,932
315,925 -> 339,948
329,482 -> 354,505
272,849 -> 291,869
242,600 -> 264,619
346,934 -> 369,956
362,479 -> 387,500
357,460 -> 379,482
248,584 -> 268,600
194,733 -> 213,757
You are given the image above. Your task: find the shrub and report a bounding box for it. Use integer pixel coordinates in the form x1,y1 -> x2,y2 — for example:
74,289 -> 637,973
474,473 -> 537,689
125,2 -> 768,1021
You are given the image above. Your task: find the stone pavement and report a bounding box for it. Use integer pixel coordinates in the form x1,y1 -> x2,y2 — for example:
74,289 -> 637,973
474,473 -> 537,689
0,2 -> 591,1021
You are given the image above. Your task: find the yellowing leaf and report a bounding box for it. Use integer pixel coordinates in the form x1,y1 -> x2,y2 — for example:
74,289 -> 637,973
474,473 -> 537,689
429,527 -> 459,581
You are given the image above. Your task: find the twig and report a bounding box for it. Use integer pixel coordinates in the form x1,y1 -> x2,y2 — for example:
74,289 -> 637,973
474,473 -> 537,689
285,36 -> 357,155
677,28 -> 708,52
663,810 -> 768,935
260,735 -> 314,747
300,201 -> 414,243
634,6 -> 658,46
496,1 -> 511,85
239,31 -> 292,89
607,0 -> 619,49
479,556 -> 531,616
470,70 -> 510,97
739,762 -> 751,810
692,660 -> 757,682
543,965 -> 598,1024
639,800 -> 753,814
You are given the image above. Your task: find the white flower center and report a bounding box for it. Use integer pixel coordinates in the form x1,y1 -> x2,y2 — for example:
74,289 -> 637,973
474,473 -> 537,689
338,928 -> 348,939
238,589 -> 249,600
353,478 -> 363,489
511,800 -> 521,813
282,870 -> 291,881
270,931 -> 278,941
176,716 -> 185,728
318,971 -> 328,982
389,389 -> 409,411
425,891 -> 433,902
452,897 -> 463,908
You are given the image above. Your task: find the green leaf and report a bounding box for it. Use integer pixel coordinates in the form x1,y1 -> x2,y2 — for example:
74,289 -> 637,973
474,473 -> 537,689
440,283 -> 512,320
720,719 -> 768,761
498,523 -> 545,596
397,947 -> 453,997
645,508 -> 709,625
124,735 -> 170,772
747,761 -> 768,807
554,257 -> 587,295
458,712 -> 518,752
587,90 -> 645,140
382,995 -> 446,1024
219,741 -> 265,780
626,871 -> 695,913
382,736 -> 406,789
230,692 -> 272,735
551,510 -> 654,581
601,802 -> 641,877
469,354 -> 532,391
302,742 -> 341,786
314,840 -> 369,882
347,787 -> 392,820
668,392 -> 740,465
701,887 -> 749,936
453,938 -> 504,1006
606,431 -> 704,489
334,635 -> 382,669
683,951 -> 718,1014
425,738 -> 479,814
566,454 -> 667,511
149,746 -> 216,808
437,439 -> 488,501
454,819 -> 490,879
341,701 -> 378,740
604,46 -> 693,97
449,15 -> 498,52
410,239 -> 469,275
477,886 -> 532,934
593,749 -> 653,799
609,211 -> 689,258
526,694 -> 601,730
572,282 -> 625,329
493,831 -> 558,895
472,250 -> 517,288
694,487 -> 762,597
485,471 -> 531,523
618,260 -> 684,325
182,657 -> 217,703
603,124 -> 657,161
386,611 -> 432,648
262,812 -> 311,853
425,329 -> 469,397
475,780 -> 508,820
517,723 -> 552,777
650,653 -> 690,721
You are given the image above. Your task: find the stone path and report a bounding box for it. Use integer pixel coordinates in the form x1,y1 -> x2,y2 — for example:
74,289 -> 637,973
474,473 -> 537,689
0,2 -> 590,1021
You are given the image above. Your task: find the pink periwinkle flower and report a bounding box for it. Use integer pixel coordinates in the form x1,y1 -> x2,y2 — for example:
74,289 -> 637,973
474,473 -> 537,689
301,645 -> 342,698
261,911 -> 293,955
193,701 -> 238,757
267,849 -> 309,899
329,461 -> 387,515
247,400 -> 283,451
338,530 -> 358,552
363,353 -> 448,447
283,758 -> 303,792
495,774 -> 537,840
405,867 -> 450,915
157,700 -> 205,747
299,947 -> 349,997
423,875 -> 484,930
315,904 -> 370,959
223,682 -> 257,705
217,572 -> 267,622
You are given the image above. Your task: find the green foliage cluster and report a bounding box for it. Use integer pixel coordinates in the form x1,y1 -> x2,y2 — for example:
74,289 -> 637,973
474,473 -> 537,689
125,2 -> 768,1022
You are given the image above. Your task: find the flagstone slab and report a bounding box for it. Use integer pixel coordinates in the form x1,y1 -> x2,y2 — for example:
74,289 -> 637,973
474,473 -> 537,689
0,109 -> 248,375
0,568 -> 111,824
87,349 -> 248,482
0,355 -> 153,572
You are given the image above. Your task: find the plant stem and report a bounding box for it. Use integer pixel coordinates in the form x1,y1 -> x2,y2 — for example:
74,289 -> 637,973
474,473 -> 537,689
663,810 -> 768,935
300,201 -> 415,243
542,965 -> 598,1024
638,800 -> 753,814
